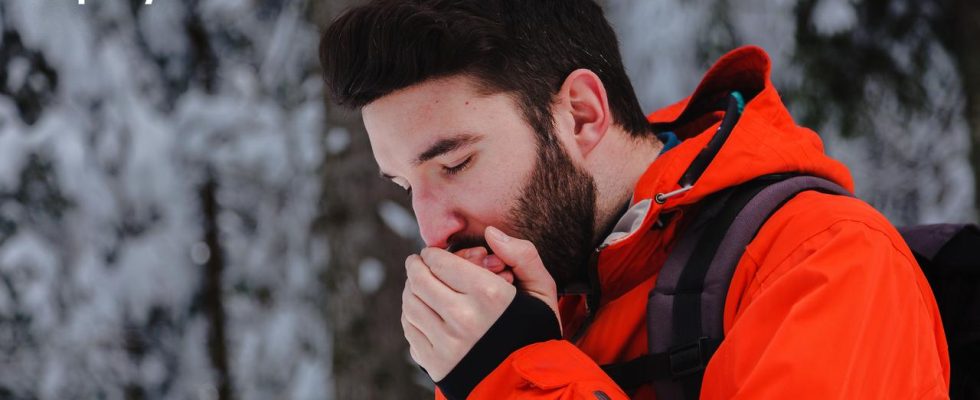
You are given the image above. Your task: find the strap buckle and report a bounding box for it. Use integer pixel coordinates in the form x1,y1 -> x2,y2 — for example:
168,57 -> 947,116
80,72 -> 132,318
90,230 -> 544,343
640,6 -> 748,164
668,337 -> 714,379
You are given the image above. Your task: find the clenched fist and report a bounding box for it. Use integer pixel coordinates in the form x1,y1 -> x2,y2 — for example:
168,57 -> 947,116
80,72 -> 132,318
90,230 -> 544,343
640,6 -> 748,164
401,226 -> 560,382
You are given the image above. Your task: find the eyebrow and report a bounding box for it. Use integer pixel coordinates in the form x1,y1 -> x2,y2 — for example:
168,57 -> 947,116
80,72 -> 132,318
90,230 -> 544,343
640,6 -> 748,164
414,133 -> 482,166
379,132 -> 483,179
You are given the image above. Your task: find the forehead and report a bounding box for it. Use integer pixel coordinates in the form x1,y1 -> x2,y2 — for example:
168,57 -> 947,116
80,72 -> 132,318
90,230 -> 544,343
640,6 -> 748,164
364,75 -> 490,123
361,75 -> 528,168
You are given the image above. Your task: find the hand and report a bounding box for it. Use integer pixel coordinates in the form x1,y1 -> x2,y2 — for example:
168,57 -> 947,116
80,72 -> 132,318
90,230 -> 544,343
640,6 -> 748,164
402,247 -> 517,381
400,227 -> 561,382
483,226 -> 560,327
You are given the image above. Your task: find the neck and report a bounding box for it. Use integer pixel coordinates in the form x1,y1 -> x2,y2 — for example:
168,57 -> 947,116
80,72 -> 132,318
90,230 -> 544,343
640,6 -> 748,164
588,129 -> 663,245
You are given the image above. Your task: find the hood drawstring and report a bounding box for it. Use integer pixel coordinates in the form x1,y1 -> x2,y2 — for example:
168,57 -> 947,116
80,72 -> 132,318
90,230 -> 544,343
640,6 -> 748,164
654,185 -> 694,204
654,91 -> 745,206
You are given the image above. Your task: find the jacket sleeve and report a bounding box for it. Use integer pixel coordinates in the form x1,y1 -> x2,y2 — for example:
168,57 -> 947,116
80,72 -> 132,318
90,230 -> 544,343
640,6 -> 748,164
432,292 -> 629,400
703,212 -> 951,399
435,340 -> 630,400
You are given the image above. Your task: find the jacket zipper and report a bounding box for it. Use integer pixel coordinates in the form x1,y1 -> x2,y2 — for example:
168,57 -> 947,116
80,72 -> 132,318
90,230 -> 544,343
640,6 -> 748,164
569,245 -> 604,343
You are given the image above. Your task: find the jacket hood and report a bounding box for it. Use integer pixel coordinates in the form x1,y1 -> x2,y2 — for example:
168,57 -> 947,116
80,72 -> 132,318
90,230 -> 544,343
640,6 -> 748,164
591,46 -> 855,303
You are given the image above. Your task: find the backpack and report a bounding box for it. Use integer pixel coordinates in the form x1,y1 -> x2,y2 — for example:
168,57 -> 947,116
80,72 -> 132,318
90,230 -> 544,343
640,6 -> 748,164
600,93 -> 980,399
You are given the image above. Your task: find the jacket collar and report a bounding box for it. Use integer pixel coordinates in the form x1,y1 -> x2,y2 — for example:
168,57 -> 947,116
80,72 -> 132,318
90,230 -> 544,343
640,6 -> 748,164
589,46 -> 855,303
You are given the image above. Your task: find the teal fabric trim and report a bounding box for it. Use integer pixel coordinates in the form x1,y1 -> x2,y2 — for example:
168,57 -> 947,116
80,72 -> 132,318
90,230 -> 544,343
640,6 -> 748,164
657,131 -> 680,155
731,91 -> 745,114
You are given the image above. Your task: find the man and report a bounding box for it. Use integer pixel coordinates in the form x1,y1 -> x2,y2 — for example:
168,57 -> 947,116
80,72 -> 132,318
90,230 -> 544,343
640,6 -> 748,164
318,0 -> 950,398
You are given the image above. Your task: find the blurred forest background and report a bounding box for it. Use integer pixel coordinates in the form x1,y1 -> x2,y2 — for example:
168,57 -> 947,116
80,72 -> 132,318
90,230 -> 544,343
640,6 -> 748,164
0,0 -> 976,399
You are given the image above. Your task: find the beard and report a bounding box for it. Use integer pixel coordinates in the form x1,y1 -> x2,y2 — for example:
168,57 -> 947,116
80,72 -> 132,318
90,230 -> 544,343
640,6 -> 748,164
447,133 -> 599,291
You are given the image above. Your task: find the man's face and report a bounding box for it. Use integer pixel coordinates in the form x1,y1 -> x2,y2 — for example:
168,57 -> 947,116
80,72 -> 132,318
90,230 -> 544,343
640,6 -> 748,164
363,75 -> 597,288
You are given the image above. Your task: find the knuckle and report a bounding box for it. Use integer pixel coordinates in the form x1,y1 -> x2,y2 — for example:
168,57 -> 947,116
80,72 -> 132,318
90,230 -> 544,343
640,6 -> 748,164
405,254 -> 418,268
420,250 -> 442,271
516,237 -> 536,251
404,256 -> 421,278
401,286 -> 412,304
420,247 -> 437,261
451,307 -> 477,329
480,285 -> 498,301
481,284 -> 507,302
516,240 -> 540,261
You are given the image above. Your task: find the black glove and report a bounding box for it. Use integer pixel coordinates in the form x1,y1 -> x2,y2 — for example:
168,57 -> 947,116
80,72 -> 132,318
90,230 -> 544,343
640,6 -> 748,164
435,292 -> 562,400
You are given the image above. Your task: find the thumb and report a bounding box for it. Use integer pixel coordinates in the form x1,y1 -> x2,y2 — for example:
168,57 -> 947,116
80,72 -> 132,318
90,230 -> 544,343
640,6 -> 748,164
484,226 -> 559,319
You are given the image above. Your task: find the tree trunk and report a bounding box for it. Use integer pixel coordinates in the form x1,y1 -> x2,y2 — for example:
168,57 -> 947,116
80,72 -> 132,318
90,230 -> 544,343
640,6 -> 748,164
200,171 -> 233,400
311,2 -> 431,398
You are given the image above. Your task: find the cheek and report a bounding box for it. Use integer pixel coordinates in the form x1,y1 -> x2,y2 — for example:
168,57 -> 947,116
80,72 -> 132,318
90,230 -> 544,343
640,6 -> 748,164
455,174 -> 512,220
460,159 -> 531,224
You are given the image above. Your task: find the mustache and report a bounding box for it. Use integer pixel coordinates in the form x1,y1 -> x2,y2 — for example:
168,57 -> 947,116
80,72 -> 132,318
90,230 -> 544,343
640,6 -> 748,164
446,234 -> 491,254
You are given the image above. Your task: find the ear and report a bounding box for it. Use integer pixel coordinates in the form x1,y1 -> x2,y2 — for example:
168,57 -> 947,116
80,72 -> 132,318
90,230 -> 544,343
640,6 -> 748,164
557,69 -> 611,159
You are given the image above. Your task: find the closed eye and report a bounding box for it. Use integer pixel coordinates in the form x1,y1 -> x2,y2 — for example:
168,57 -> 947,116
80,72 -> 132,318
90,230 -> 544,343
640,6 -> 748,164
443,155 -> 473,175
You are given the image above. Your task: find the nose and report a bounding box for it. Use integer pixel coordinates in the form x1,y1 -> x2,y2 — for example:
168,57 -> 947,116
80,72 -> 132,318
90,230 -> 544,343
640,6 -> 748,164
411,187 -> 465,248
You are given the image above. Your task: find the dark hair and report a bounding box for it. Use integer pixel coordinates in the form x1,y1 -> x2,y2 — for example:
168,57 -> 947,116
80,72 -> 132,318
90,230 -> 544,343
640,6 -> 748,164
319,0 -> 652,139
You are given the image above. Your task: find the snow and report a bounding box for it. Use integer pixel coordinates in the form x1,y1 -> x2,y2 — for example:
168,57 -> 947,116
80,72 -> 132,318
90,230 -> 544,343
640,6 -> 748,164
191,241 -> 212,265
0,1 -> 974,399
0,99 -> 31,187
290,359 -> 329,400
325,127 -> 352,155
0,231 -> 59,328
609,0 -> 974,225
358,257 -> 386,294
604,0 -> 708,109
0,0 -> 329,398
378,200 -> 419,239
811,0 -> 858,35
6,56 -> 31,90
138,1 -> 190,59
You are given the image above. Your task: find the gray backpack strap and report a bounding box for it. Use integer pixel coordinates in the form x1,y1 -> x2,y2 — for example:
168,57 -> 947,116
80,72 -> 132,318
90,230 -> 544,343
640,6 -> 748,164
645,175 -> 851,399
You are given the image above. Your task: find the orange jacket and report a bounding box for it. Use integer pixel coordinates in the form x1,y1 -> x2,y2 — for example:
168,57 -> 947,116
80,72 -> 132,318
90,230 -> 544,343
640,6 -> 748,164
435,46 -> 950,399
